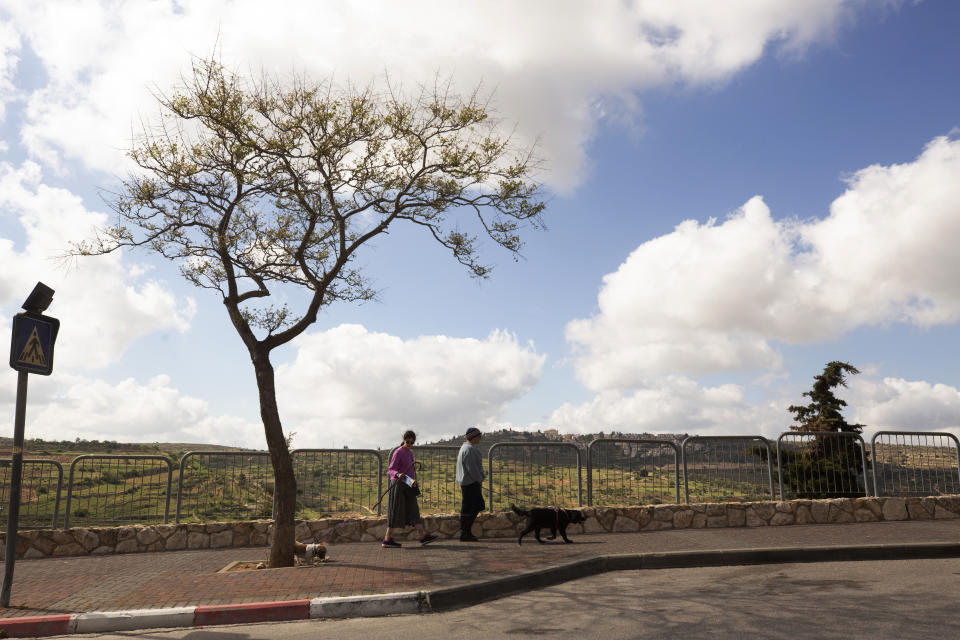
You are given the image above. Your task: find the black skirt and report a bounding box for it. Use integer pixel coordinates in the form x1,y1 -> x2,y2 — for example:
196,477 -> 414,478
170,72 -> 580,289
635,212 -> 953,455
386,479 -> 422,528
460,481 -> 485,515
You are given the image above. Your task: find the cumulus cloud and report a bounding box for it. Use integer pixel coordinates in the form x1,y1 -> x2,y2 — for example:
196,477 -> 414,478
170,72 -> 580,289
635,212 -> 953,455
1,0 -> 858,189
0,161 -> 195,369
275,324 -> 545,448
535,376 -> 789,438
0,20 -> 19,122
850,377 -> 960,437
0,372 -> 264,447
568,135 -> 960,389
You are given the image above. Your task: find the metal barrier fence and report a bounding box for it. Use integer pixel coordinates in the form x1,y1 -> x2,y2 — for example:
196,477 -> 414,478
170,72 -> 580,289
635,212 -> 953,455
487,442 -> 582,510
0,459 -> 63,530
5,431 -> 960,529
64,455 -> 173,528
871,431 -> 960,497
293,449 -> 383,516
587,439 -> 680,506
682,436 -> 775,503
776,432 -> 869,500
386,446 -> 461,514
175,451 -> 273,523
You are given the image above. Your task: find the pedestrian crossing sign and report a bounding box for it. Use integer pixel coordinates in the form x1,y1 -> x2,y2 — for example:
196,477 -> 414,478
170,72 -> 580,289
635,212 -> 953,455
9,312 -> 59,375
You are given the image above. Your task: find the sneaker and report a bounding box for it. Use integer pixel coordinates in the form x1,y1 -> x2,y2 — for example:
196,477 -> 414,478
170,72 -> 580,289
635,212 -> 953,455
381,538 -> 402,548
419,533 -> 439,546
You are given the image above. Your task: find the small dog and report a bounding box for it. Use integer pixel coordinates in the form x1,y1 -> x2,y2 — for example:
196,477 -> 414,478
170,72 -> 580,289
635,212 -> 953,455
294,541 -> 327,564
511,504 -> 585,545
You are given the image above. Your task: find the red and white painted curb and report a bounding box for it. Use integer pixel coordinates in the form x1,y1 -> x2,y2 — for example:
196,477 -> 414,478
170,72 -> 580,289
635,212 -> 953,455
0,592 -> 425,637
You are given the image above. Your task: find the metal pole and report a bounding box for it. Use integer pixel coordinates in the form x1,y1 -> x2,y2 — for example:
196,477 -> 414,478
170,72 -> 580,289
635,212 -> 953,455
2,371 -> 29,607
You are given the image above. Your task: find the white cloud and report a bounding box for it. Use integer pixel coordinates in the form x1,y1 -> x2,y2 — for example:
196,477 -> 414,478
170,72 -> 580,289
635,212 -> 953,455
2,0 -> 858,189
0,372 -> 263,446
850,377 -> 960,437
568,135 -> 960,388
535,376 -> 789,438
275,324 -> 545,448
0,161 -> 195,369
0,20 -> 19,122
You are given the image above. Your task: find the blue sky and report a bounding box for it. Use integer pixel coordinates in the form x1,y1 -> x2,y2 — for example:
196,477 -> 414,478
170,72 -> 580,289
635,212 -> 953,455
1,1 -> 960,449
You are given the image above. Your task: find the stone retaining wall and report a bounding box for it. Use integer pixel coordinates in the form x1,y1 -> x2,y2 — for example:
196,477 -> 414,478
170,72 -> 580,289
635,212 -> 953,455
3,495 -> 958,560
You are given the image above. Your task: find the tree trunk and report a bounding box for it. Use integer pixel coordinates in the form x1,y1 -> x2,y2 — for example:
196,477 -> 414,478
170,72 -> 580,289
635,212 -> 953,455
251,347 -> 297,567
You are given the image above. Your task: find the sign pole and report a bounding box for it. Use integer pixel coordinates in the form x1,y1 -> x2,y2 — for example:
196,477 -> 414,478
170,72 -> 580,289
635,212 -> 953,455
1,371 -> 29,607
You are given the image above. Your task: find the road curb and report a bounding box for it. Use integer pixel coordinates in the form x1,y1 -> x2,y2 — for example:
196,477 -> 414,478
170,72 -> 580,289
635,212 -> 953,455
2,542 -> 958,637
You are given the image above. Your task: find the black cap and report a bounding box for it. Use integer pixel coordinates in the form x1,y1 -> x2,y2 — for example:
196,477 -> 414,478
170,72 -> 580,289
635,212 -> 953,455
465,427 -> 481,439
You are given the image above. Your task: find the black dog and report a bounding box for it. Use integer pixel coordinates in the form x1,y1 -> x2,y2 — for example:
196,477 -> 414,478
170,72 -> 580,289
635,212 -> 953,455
511,504 -> 585,545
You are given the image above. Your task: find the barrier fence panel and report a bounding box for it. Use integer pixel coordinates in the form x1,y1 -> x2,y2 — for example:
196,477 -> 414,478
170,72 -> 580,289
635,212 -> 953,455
586,439 -> 680,506
682,436 -> 775,503
292,449 -> 382,516
0,459 -> 63,531
175,451 -> 272,523
64,455 -> 173,528
776,432 -> 870,500
487,442 -> 582,511
871,431 -> 960,498
386,446 -> 461,514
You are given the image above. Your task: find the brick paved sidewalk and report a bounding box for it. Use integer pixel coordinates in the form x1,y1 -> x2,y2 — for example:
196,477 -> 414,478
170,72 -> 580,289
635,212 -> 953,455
1,520 -> 957,618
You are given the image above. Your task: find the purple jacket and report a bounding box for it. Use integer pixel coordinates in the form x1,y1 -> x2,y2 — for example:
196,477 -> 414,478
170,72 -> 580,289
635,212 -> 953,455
388,446 -> 416,483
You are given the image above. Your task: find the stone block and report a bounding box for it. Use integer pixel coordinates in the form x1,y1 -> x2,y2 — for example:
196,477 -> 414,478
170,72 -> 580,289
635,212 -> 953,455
24,547 -> 46,559
482,513 -> 513,531
829,498 -> 854,514
727,506 -> 746,527
907,503 -> 933,520
117,526 -> 138,541
165,529 -> 187,550
187,531 -> 210,549
775,502 -> 794,513
642,519 -> 673,531
136,528 -> 161,546
613,516 -> 640,532
98,528 -> 119,547
155,524 -> 178,539
810,501 -> 830,523
583,517 -> 606,534
934,505 -> 960,520
705,503 -> 726,517
32,534 -> 57,555
115,539 -> 140,554
51,530 -> 74,545
250,531 -> 269,546
706,515 -> 727,528
854,508 -> 879,522
855,498 -> 883,519
770,512 -> 795,526
672,510 -> 694,529
828,505 -> 855,523
750,502 -> 776,521
795,505 -> 815,524
205,522 -> 230,533
75,529 -> 100,552
210,530 -> 233,548
295,522 -> 311,540
91,546 -> 114,555
653,506 -> 674,522
147,541 -> 164,552
745,509 -> 767,527
691,512 -> 708,528
232,532 -> 251,547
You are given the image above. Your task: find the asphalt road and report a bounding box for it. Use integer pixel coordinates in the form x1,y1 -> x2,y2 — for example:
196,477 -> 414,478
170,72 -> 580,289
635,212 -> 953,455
66,558 -> 960,639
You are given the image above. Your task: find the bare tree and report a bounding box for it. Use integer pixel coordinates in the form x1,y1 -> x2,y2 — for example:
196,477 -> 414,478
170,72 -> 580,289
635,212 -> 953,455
75,58 -> 545,566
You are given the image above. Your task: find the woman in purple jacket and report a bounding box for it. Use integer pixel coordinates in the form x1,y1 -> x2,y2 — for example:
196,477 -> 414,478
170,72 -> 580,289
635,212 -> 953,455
382,430 -> 438,548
